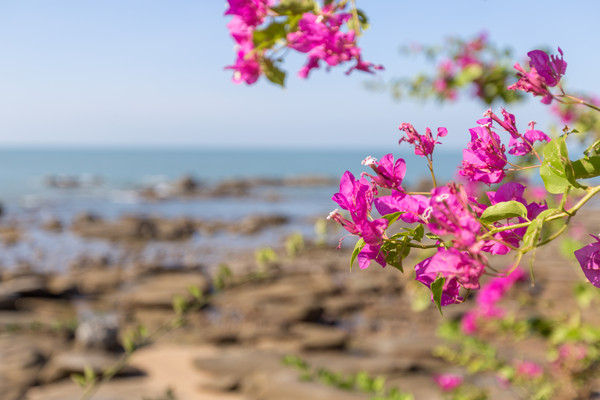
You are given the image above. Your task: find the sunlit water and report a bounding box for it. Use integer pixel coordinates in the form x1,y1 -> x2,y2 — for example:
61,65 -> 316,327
0,147 -> 464,271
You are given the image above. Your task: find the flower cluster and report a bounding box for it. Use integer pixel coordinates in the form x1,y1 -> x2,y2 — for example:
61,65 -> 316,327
287,5 -> 382,78
324,45 -> 600,303
398,123 -> 447,157
330,112 -> 551,305
433,373 -> 463,391
329,170 -> 389,269
461,268 -> 525,334
430,33 -> 488,101
224,0 -> 382,85
508,48 -> 567,104
224,0 -> 273,84
460,108 -> 550,185
401,32 -> 521,105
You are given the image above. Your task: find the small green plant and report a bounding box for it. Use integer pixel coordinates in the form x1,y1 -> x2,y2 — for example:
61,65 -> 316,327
285,232 -> 305,258
314,218 -> 328,246
213,264 -> 233,291
282,355 -> 414,400
255,247 -> 278,271
75,288 -> 206,400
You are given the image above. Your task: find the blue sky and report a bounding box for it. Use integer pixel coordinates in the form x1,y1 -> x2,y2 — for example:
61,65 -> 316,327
1,1 -> 599,149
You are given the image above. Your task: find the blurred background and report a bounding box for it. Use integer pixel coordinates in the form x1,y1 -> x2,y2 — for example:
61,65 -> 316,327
2,1 -> 600,399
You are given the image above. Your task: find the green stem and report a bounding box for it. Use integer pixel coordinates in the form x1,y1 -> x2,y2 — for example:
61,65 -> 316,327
537,219 -> 569,248
79,296 -> 206,400
427,157 -> 438,188
558,94 -> 600,113
350,0 -> 361,37
479,184 -> 600,241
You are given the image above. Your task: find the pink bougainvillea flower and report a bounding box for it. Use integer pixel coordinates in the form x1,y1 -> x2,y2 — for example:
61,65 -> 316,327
361,154 -> 406,190
527,48 -> 567,88
460,311 -> 478,334
346,56 -> 384,75
460,267 -> 525,335
374,191 -> 429,224
515,361 -> 543,379
227,16 -> 253,44
426,184 -> 483,252
414,251 -> 464,306
287,6 -> 381,78
357,242 -> 386,270
483,108 -> 550,156
484,108 -> 519,138
225,0 -> 272,27
507,121 -> 551,156
508,64 -> 554,104
508,47 -> 567,104
434,374 -> 463,391
398,123 -> 448,157
327,209 -> 359,236
330,171 -> 388,270
557,343 -> 588,364
460,124 -> 507,185
414,247 -> 485,306
332,171 -> 374,217
574,235 -> 600,287
356,217 -> 388,246
225,41 -> 262,85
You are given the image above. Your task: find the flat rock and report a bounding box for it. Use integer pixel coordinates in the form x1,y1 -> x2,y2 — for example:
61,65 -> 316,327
39,350 -> 143,384
0,274 -> 48,297
242,369 -> 366,400
302,352 -> 416,376
25,377 -> 160,400
119,272 -> 210,309
0,334 -> 53,400
290,322 -> 348,351
193,349 -> 282,379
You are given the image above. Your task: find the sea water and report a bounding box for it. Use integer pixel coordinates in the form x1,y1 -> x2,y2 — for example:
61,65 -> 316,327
0,147 -> 464,271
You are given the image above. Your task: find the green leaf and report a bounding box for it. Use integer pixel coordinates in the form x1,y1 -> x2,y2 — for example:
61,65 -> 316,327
270,0 -> 317,15
188,285 -> 203,301
381,239 -> 408,272
539,136 -> 581,194
522,208 -> 558,250
172,295 -> 188,315
346,8 -> 370,32
522,219 -> 541,250
122,334 -> 135,353
253,22 -> 287,47
431,276 -> 446,316
410,223 -> 425,242
480,200 -> 528,223
426,232 -> 441,241
137,324 -> 150,338
535,208 -> 557,223
83,365 -> 96,383
454,64 -> 483,86
356,9 -> 370,30
71,373 -> 87,388
571,156 -> 600,180
584,138 -> 600,156
381,211 -> 403,225
350,238 -> 365,270
260,58 -> 286,87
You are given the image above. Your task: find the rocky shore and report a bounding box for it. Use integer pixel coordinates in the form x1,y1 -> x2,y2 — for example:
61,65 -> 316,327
1,174 -> 600,399
0,220 -> 598,400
